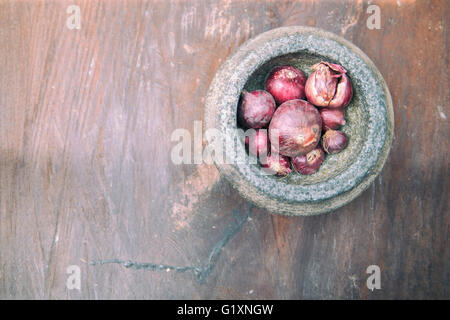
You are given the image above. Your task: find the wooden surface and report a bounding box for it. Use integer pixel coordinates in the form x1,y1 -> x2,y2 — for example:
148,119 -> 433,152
0,0 -> 448,299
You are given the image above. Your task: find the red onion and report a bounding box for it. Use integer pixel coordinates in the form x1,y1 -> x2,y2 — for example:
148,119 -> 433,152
238,90 -> 276,128
305,61 -> 353,108
245,129 -> 270,157
322,130 -> 348,154
319,108 -> 346,130
260,153 -> 291,176
264,65 -> 306,104
291,147 -> 325,175
269,99 -> 322,157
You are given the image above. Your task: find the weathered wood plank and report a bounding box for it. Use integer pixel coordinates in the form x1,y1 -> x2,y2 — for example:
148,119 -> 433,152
0,0 -> 448,299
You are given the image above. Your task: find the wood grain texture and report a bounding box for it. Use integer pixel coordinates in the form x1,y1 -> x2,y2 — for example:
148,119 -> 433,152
0,0 -> 448,299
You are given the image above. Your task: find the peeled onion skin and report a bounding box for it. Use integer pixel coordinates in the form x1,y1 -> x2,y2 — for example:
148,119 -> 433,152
269,99 -> 322,157
238,90 -> 276,129
329,73 -> 353,108
319,108 -> 346,130
260,153 -> 292,176
322,130 -> 348,154
265,65 -> 306,104
245,129 -> 270,157
305,61 -> 353,109
291,147 -> 325,175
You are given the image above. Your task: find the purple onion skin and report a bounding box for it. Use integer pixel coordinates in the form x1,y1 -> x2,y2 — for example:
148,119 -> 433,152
329,72 -> 352,108
260,153 -> 292,176
319,108 -> 346,130
322,130 -> 348,154
269,99 -> 322,157
291,147 -> 325,175
238,90 -> 276,129
265,65 -> 306,104
245,129 -> 270,157
305,62 -> 353,108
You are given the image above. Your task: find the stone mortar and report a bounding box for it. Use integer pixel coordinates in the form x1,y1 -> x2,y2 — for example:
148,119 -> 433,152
204,26 -> 394,216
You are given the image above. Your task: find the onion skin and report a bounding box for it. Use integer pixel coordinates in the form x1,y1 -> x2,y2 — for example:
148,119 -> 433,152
265,65 -> 306,104
329,72 -> 353,108
238,90 -> 276,129
322,130 -> 348,154
305,61 -> 353,108
260,153 -> 292,176
291,147 -> 325,175
245,129 -> 270,157
319,108 -> 346,130
269,99 -> 322,157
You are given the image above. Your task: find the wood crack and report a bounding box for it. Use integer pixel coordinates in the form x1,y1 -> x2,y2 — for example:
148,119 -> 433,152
90,204 -> 252,284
